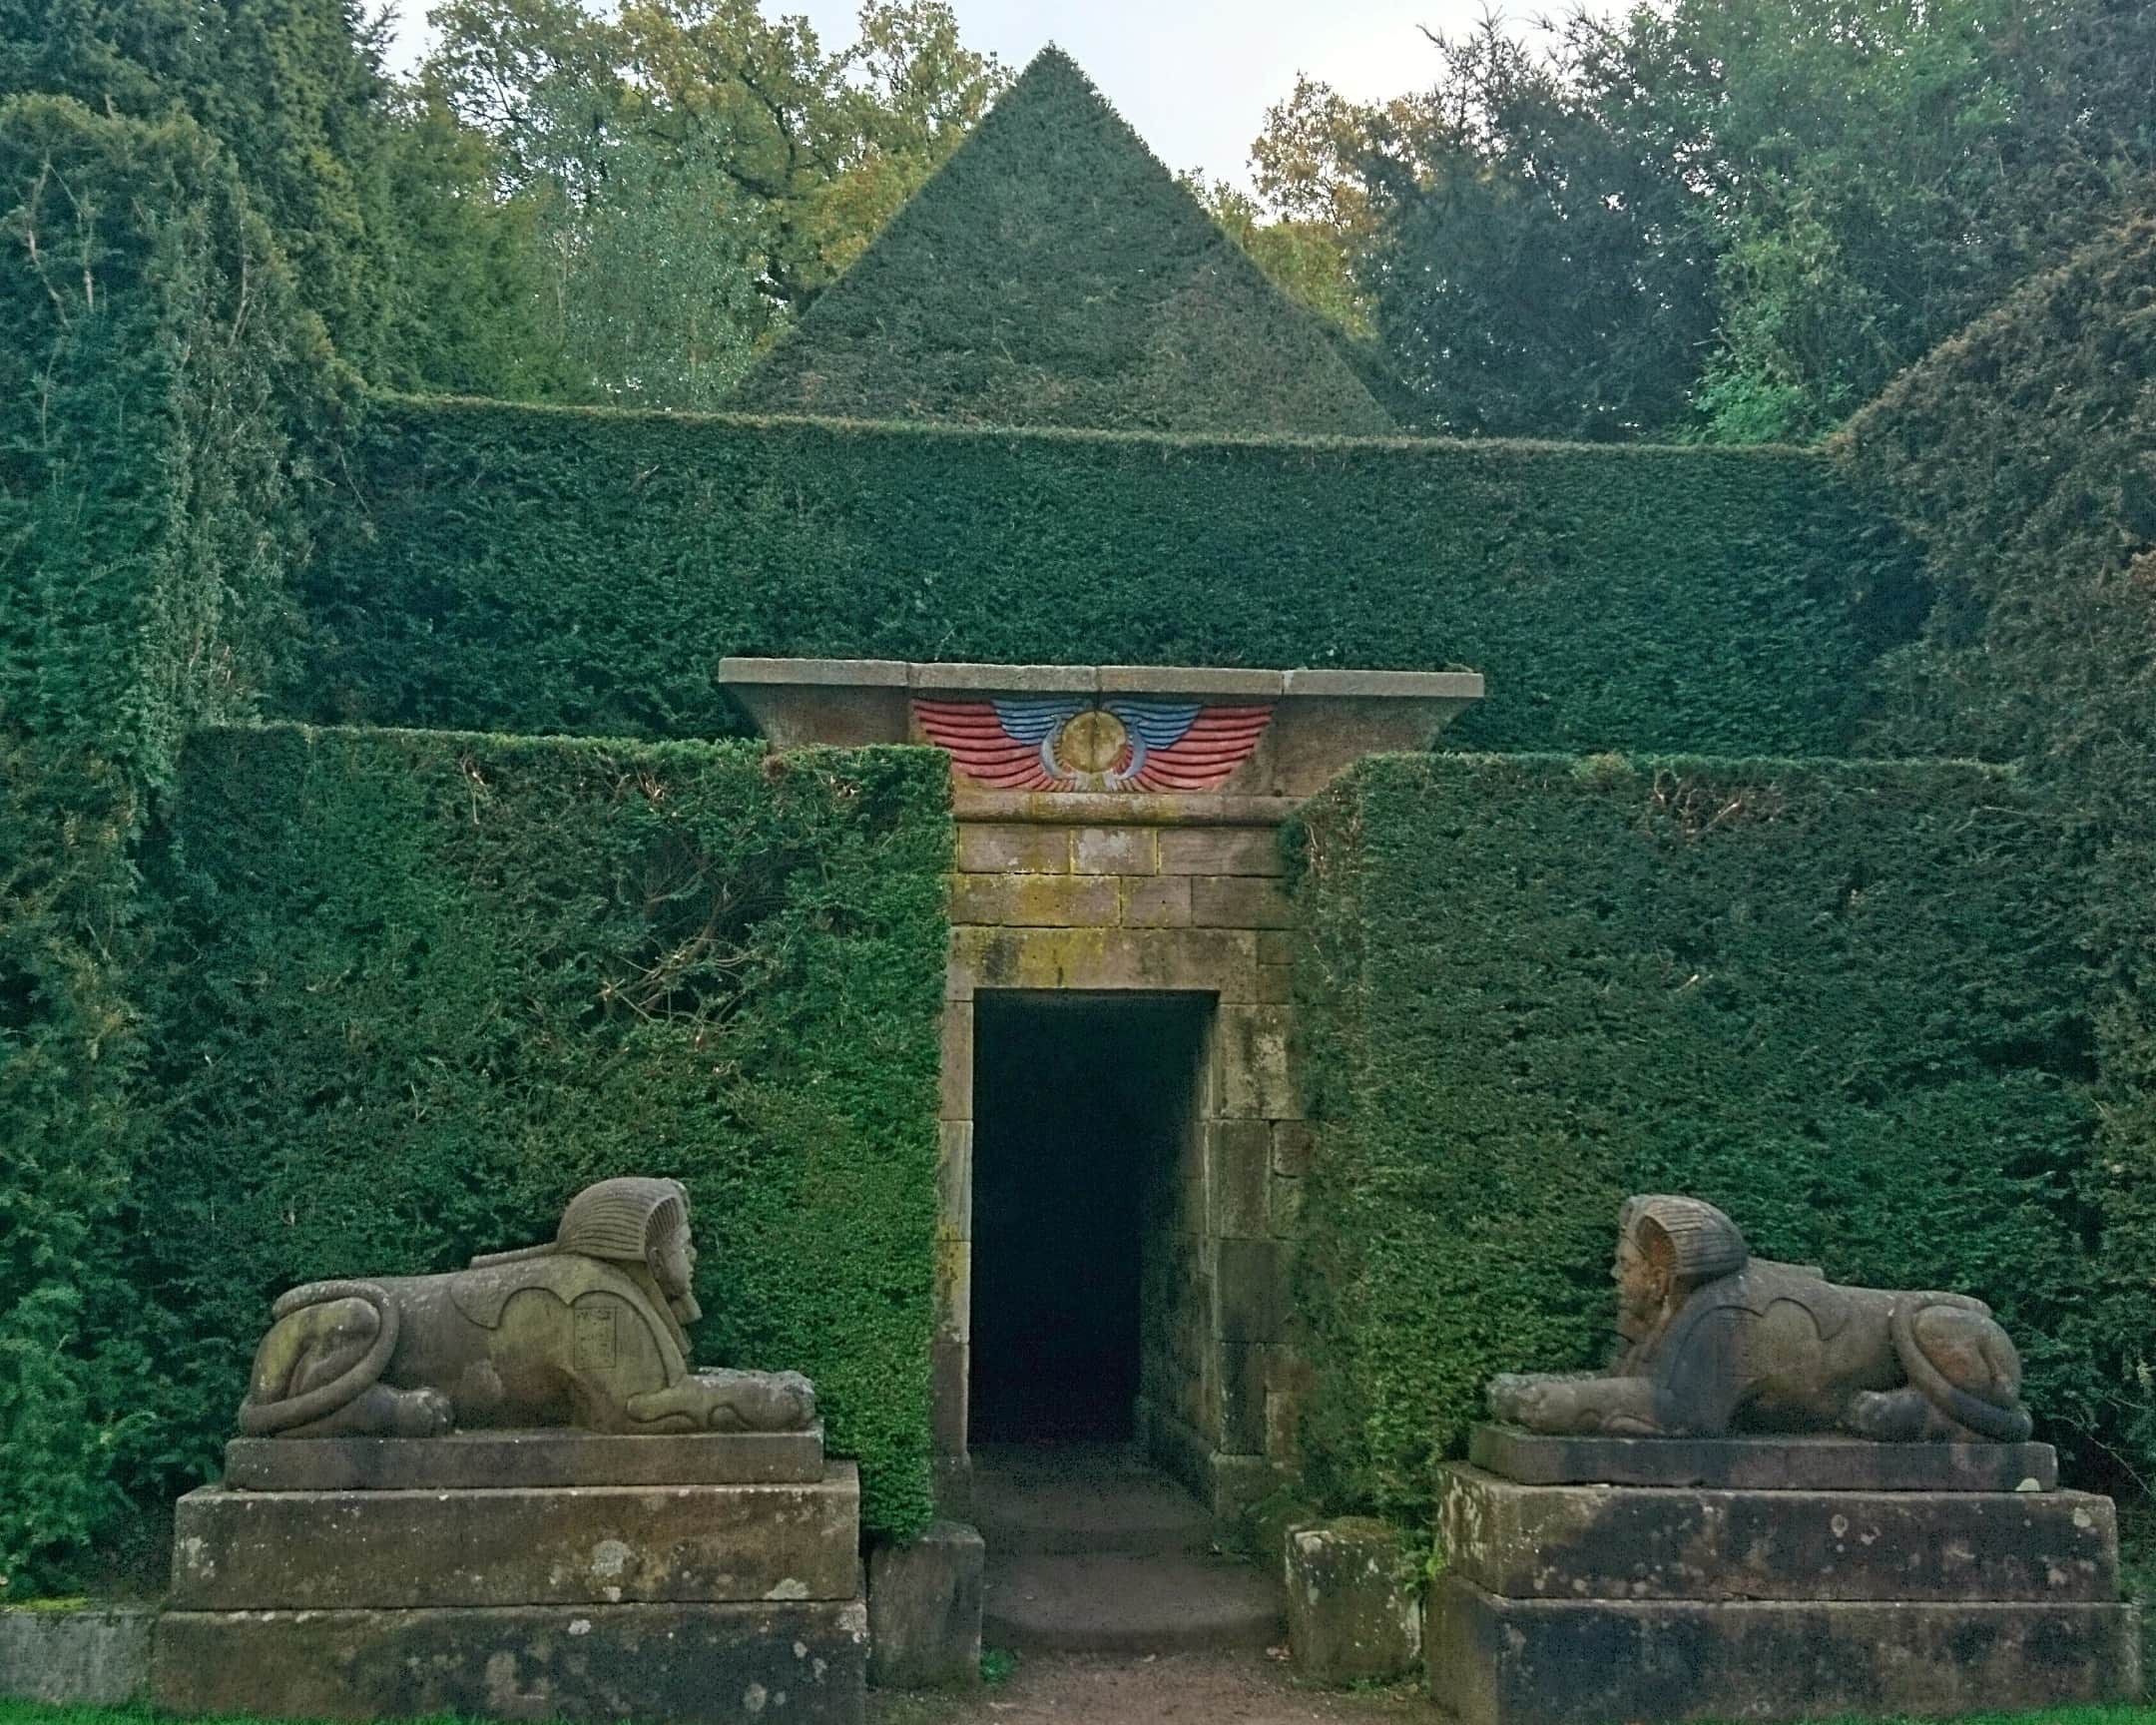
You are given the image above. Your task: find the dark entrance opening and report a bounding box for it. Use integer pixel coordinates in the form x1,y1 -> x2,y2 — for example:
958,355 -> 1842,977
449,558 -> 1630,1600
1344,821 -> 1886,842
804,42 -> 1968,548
970,991 -> 1209,1444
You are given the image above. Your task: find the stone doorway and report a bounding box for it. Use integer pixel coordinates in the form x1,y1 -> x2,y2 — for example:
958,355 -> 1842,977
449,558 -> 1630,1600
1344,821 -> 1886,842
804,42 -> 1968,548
969,991 -> 1211,1447
716,655 -> 1486,1534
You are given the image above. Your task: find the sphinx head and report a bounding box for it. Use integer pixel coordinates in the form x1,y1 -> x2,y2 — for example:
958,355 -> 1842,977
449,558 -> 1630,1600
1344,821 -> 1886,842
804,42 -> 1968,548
1613,1195 -> 1748,1346
555,1177 -> 703,1326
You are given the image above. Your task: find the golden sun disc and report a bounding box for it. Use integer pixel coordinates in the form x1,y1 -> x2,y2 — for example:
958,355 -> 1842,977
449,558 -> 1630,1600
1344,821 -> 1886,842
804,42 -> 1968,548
1053,709 -> 1129,775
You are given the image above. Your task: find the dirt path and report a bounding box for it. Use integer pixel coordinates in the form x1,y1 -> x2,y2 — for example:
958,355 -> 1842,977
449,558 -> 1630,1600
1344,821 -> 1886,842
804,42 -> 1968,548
869,1650 -> 1442,1725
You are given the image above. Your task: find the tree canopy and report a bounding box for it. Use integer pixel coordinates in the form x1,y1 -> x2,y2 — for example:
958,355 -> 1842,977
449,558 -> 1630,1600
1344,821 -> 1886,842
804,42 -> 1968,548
1238,0 -> 2156,442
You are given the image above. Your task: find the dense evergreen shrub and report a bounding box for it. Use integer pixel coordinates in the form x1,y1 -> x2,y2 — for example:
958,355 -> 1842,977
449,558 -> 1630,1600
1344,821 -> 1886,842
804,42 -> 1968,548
1840,212 -> 2156,1465
731,50 -> 1391,435
137,726 -> 951,1538
1288,753 -> 2140,1526
0,97 -> 341,1590
301,397 -> 1917,758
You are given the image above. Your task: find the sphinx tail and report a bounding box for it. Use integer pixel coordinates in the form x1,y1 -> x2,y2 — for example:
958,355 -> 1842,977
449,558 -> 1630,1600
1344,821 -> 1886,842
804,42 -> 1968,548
238,1280 -> 400,1436
1889,1296 -> 2033,1443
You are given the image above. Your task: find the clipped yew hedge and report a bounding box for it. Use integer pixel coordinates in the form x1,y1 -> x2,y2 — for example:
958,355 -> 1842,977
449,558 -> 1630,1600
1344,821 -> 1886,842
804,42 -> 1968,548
135,726 -> 952,1539
0,96 -> 342,1590
299,396 -> 1917,758
732,49 -> 1392,436
1288,752 -> 2143,1526
1840,213 -> 2156,1464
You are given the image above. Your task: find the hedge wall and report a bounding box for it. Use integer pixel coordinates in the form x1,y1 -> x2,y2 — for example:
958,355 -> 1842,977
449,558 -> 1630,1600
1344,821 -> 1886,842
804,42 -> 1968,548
133,726 -> 952,1539
1839,212 -> 2156,1467
0,97 -> 341,1590
299,397 -> 1917,758
731,49 -> 1392,436
1289,752 -> 2144,1527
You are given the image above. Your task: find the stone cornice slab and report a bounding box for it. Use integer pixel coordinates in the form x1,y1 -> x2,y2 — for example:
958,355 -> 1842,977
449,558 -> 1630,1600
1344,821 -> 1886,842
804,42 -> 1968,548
717,657 -> 1484,801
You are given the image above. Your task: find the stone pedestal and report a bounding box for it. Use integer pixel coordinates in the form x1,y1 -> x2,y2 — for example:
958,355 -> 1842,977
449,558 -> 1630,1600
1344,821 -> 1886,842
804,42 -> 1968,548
1285,1516 -> 1421,1684
867,1520 -> 984,1689
153,1434 -> 867,1725
1429,1427 -> 2141,1725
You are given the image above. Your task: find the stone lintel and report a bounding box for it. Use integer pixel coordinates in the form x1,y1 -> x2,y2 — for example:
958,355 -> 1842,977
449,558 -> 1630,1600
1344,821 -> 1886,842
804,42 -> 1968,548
1470,1425 -> 2059,1492
909,661 -> 1097,693
1099,665 -> 1285,697
1283,668 -> 1482,699
1427,1580 -> 2141,1725
951,792 -> 1302,828
170,1467 -> 860,1610
720,658 -> 1484,701
224,1427 -> 825,1491
718,657 -> 908,687
1439,1464 -> 2119,1603
154,1600 -> 868,1725
717,659 -> 1484,799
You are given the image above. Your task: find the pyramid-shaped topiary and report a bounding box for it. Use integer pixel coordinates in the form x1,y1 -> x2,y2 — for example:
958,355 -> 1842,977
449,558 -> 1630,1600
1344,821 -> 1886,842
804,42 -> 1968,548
731,47 -> 1393,435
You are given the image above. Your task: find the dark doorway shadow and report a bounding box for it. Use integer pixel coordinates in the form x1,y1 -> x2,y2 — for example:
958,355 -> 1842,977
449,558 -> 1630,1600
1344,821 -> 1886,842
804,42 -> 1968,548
970,991 -> 1209,1445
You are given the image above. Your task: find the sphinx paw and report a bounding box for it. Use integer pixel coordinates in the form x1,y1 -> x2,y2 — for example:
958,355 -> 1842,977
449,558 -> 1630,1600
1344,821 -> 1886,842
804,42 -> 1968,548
395,1387 -> 453,1438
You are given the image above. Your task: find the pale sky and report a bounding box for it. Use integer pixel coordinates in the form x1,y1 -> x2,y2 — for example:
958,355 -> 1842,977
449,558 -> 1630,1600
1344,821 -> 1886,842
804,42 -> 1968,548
380,0 -> 1616,190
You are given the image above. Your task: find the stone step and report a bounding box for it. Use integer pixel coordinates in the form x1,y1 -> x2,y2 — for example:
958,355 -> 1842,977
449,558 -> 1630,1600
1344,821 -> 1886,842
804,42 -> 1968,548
983,1553 -> 1285,1653
970,1442 -> 1214,1557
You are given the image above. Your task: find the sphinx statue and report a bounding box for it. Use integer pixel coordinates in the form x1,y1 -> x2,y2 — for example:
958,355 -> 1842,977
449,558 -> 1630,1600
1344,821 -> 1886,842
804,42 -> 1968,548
238,1177 -> 815,1438
1487,1195 -> 2032,1442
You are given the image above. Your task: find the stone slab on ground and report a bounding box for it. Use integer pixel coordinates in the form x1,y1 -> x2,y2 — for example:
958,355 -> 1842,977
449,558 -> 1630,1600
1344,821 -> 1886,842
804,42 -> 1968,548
1469,1424 -> 2058,1491
155,1599 -> 867,1725
1284,1517 -> 1421,1685
971,1443 -> 1211,1557
0,1607 -> 154,1706
1440,1464 -> 2118,1602
984,1553 -> 1283,1654
170,1465 -> 860,1610
224,1427 -> 826,1490
868,1520 -> 984,1690
1425,1578 -> 2141,1725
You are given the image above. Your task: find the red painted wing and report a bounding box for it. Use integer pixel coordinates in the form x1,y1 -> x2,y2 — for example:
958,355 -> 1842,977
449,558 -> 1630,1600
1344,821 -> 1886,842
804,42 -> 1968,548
1126,705 -> 1273,792
912,699 -> 1064,790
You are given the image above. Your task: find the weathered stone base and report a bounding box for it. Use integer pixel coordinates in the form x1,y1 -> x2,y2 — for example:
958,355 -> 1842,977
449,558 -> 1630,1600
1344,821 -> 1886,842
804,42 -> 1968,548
1441,1464 -> 2120,1602
1285,1517 -> 1421,1685
1469,1425 -> 2058,1492
1427,1581 -> 2141,1725
171,1466 -> 860,1610
0,1607 -> 154,1706
867,1520 -> 984,1689
225,1427 -> 826,1491
153,1600 -> 868,1725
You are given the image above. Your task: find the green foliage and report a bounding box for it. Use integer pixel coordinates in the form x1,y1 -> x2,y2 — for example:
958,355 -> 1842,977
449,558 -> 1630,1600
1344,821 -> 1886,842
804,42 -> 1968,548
1289,753 -> 2141,1525
136,726 -> 952,1538
372,89 -> 585,404
1840,210 -> 2156,1470
543,125 -> 771,410
1356,16 -> 1716,441
3,0 -> 411,379
299,395 -> 1914,757
1255,0 -> 2156,442
730,49 -> 1393,434
0,96 -> 341,1592
1186,173 -> 1373,340
417,0 -> 1008,406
